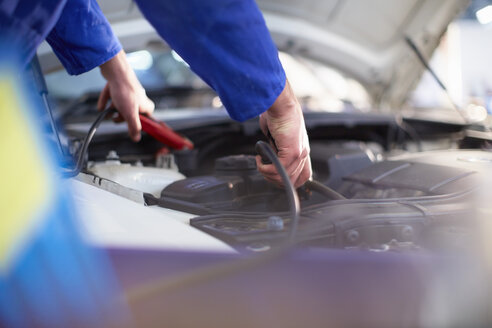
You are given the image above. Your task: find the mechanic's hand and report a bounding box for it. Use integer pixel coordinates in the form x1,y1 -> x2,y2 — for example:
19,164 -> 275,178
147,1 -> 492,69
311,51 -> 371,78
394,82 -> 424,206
98,50 -> 155,142
256,79 -> 312,188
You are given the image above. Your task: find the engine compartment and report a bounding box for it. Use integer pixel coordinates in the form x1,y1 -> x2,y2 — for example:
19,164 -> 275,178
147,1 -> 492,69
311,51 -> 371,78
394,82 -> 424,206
71,114 -> 487,253
167,150 -> 478,251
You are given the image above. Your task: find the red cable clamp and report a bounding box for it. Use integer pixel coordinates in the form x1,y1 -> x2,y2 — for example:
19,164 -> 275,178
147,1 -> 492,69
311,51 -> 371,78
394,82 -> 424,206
139,114 -> 194,150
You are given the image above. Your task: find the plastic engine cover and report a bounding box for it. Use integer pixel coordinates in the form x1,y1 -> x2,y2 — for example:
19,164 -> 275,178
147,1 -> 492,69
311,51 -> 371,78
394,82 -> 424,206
156,155 -> 287,215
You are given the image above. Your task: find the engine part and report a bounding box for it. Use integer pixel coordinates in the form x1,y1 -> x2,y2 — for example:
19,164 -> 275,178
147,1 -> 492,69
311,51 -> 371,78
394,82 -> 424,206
153,155 -> 287,215
89,150 -> 185,197
190,190 -> 475,251
338,160 -> 476,199
309,142 -> 380,188
187,152 -> 480,250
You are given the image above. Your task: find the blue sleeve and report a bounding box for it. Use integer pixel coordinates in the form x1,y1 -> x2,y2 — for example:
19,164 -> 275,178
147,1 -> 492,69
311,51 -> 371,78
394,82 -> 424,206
45,0 -> 122,75
134,0 -> 286,122
0,0 -> 67,68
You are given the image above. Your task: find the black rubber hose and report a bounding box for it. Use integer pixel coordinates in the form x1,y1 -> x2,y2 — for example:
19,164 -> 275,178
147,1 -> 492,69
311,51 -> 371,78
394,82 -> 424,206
304,180 -> 346,200
255,141 -> 300,242
61,107 -> 116,178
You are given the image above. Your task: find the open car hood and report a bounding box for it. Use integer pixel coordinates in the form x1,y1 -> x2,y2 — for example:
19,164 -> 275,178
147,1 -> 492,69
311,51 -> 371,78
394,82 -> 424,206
258,0 -> 469,110
38,0 -> 469,110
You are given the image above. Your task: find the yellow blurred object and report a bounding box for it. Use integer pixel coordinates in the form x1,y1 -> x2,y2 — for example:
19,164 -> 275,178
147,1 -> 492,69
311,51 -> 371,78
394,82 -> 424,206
0,76 -> 53,272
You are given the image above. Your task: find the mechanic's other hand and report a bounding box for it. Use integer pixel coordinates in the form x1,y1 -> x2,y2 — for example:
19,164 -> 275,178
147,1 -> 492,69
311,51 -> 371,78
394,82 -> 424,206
256,79 -> 312,188
98,50 -> 155,142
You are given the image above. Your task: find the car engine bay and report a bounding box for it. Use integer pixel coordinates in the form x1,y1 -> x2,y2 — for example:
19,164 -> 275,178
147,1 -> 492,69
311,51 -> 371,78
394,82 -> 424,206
61,111 -> 489,253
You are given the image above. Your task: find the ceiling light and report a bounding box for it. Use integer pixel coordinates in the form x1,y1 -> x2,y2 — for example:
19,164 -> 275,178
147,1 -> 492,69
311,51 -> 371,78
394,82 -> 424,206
476,5 -> 492,25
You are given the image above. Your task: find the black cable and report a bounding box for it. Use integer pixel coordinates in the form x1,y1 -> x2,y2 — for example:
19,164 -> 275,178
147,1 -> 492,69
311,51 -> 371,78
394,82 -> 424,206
255,141 -> 300,241
61,106 -> 116,178
258,132 -> 345,200
304,180 -> 345,200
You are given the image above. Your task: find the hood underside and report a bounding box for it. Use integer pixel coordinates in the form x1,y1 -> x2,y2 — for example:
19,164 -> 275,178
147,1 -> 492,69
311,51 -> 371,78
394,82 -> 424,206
38,0 -> 469,110
258,0 -> 469,110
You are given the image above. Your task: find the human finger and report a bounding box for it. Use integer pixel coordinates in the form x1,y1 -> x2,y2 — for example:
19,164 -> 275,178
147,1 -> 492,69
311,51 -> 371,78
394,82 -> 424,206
97,83 -> 110,111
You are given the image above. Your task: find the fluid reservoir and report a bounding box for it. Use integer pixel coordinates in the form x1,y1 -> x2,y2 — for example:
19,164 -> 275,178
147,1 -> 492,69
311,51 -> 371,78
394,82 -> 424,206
89,152 -> 185,197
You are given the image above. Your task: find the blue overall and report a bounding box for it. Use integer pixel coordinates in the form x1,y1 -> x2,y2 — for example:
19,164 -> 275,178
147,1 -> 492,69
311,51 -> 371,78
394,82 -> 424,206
0,0 -> 286,121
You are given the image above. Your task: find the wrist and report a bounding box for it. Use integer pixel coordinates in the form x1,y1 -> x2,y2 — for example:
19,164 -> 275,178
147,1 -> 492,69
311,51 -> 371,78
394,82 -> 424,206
99,50 -> 132,84
266,79 -> 299,119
